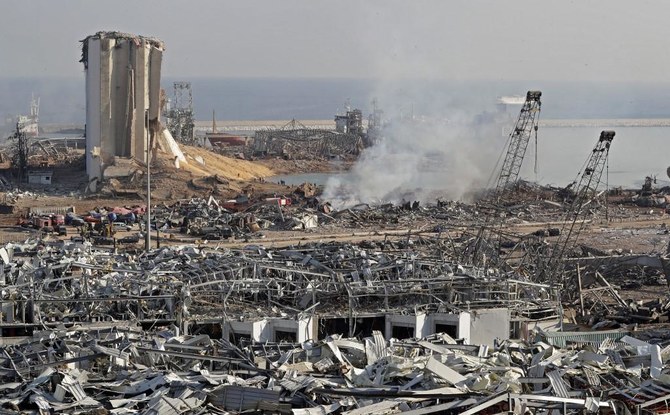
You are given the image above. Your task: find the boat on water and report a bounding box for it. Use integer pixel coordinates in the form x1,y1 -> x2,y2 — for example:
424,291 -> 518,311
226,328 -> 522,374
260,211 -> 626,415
204,110 -> 247,147
16,95 -> 39,136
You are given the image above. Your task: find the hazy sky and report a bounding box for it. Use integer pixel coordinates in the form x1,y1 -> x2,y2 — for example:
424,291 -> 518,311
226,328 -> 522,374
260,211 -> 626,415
1,0 -> 669,81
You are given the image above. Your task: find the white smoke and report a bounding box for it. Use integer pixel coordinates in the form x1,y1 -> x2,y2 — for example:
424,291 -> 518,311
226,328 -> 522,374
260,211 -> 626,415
323,91 -> 510,208
317,2 -> 541,208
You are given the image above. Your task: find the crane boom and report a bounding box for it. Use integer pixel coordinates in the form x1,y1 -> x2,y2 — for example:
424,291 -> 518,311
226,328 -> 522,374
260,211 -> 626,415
469,91 -> 542,267
492,90 -> 542,201
539,130 -> 615,284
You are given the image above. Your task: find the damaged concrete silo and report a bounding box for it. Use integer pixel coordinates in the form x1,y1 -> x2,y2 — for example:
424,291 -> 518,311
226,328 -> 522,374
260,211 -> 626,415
80,31 -> 165,185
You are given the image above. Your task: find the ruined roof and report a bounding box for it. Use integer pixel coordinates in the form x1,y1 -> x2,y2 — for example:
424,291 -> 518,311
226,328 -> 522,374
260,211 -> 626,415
80,31 -> 164,68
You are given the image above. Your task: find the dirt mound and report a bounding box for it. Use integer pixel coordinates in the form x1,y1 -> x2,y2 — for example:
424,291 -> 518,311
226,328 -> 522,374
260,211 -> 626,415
95,145 -> 285,201
180,146 -> 274,181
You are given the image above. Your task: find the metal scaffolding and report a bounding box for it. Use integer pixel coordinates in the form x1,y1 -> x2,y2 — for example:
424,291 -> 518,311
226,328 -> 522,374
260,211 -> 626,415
165,81 -> 196,145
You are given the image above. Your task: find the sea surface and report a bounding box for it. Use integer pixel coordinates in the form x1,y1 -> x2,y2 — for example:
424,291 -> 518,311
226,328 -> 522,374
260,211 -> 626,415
272,126 -> 670,190
4,77 -> 670,123
1,77 -> 669,188
528,126 -> 669,189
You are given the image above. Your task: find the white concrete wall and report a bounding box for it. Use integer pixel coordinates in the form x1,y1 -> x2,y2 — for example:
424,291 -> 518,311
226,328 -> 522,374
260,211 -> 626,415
270,318 -> 298,342
27,174 -> 51,185
459,312 -> 472,343
298,315 -> 317,343
224,317 -> 314,343
428,313 -> 460,337
521,318 -> 562,341
468,308 -> 510,346
225,320 -> 253,340
416,313 -> 429,338
85,38 -> 102,180
254,320 -> 270,342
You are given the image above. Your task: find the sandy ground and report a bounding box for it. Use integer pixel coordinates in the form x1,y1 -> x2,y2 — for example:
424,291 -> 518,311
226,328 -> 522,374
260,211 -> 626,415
180,146 -> 273,180
0,145 -> 346,236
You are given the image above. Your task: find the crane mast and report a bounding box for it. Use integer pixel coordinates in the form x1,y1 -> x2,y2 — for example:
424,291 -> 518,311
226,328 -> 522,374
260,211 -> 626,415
492,90 -> 542,202
469,91 -> 542,266
539,130 -> 615,285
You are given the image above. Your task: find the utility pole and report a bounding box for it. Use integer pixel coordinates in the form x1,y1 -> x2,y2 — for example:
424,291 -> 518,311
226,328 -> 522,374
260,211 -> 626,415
145,110 -> 151,251
9,122 -> 29,181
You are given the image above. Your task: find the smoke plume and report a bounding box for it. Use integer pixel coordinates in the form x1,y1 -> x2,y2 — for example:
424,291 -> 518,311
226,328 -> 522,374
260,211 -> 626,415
322,87 -> 510,208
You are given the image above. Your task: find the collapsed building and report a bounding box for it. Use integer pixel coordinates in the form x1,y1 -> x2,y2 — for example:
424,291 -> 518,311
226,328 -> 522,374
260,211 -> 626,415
5,55 -> 670,412
0,237 -> 670,413
0,237 -> 561,346
252,118 -> 365,160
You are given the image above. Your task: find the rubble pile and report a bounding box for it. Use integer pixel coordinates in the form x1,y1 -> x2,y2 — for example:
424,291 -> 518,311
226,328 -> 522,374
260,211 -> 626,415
28,139 -> 83,168
2,326 -> 670,413
253,128 -> 363,160
0,237 -> 559,326
1,227 -> 667,329
1,175 -> 670,412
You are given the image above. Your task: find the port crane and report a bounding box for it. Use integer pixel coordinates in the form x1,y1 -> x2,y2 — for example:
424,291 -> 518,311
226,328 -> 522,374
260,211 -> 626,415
490,90 -> 542,202
470,91 -> 542,265
536,130 -> 615,287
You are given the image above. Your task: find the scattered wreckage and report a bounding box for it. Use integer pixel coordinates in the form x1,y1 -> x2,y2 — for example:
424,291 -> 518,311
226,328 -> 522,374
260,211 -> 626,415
0,233 -> 665,412
1,175 -> 670,413
2,321 -> 670,413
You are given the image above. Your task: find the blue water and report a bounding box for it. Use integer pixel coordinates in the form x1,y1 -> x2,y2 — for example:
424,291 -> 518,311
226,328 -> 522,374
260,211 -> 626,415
273,127 -> 670,189
173,78 -> 670,121
2,76 -> 670,188
522,126 -> 670,188
4,77 -> 670,124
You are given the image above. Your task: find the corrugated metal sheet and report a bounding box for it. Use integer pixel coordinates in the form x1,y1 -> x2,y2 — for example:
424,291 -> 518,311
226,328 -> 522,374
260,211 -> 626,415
60,374 -> 88,402
209,385 -> 279,412
538,330 -> 630,348
547,371 -> 570,398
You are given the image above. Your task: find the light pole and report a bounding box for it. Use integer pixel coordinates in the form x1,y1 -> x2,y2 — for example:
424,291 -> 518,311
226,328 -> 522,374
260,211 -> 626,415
145,110 -> 151,251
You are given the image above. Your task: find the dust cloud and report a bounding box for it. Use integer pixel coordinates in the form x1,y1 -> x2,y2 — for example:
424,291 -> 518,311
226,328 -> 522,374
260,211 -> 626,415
322,90 -> 511,208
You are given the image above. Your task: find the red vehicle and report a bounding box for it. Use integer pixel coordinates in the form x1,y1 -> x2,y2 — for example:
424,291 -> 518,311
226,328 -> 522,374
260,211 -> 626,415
265,196 -> 292,206
84,216 -> 102,224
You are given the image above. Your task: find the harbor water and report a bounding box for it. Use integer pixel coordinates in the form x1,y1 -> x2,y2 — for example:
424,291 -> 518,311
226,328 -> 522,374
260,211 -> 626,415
271,126 -> 670,191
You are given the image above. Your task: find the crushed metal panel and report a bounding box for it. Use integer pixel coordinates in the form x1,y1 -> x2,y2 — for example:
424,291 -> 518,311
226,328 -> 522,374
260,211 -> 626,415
651,344 -> 663,379
60,373 -> 90,402
546,370 -> 571,398
425,355 -> 467,385
210,385 -> 280,412
342,399 -> 408,415
538,329 -> 630,348
292,403 -> 341,415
